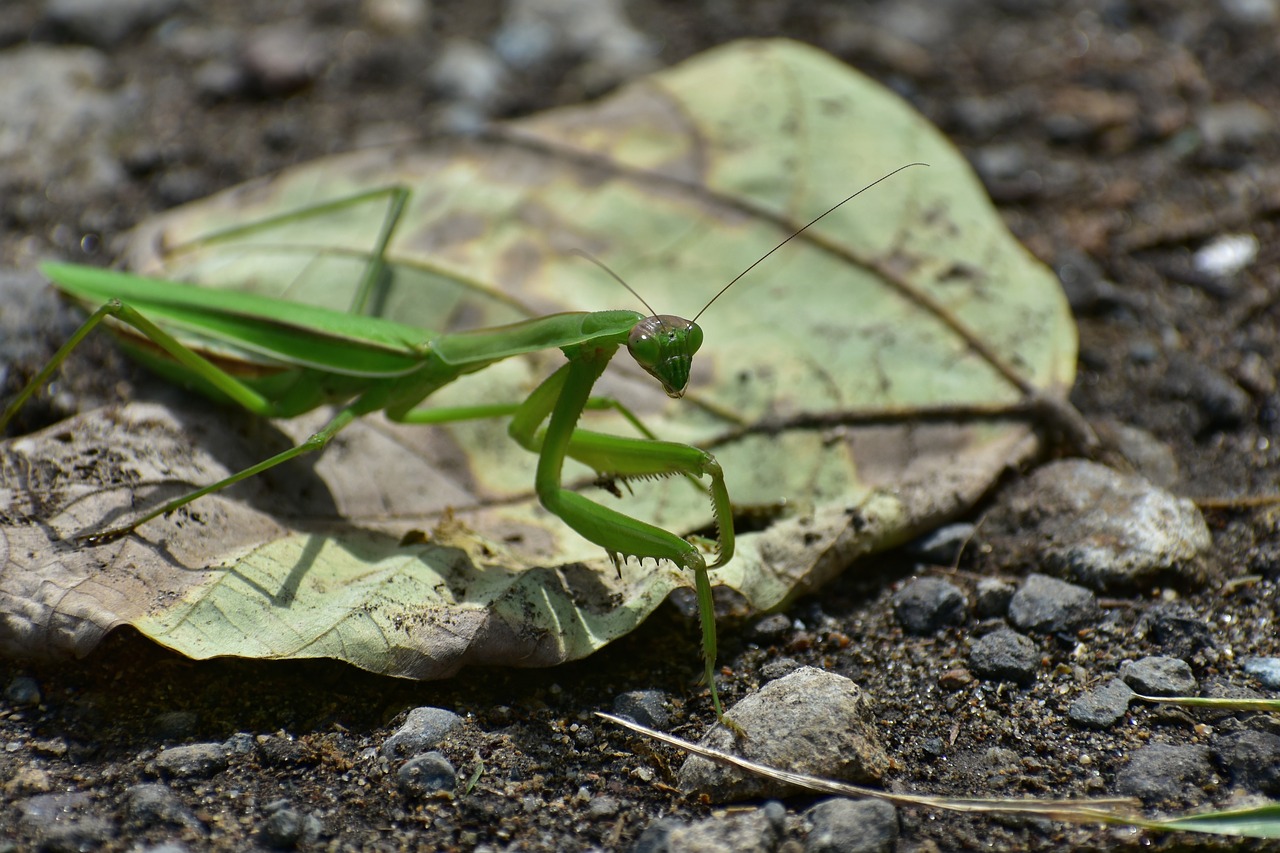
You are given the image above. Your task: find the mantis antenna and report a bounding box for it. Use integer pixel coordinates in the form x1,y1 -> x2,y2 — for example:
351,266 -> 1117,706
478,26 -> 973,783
570,163 -> 926,321
567,248 -> 660,317
692,162 -> 928,322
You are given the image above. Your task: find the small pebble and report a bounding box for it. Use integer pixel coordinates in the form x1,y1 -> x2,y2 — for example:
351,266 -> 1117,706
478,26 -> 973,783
892,576 -> 968,634
973,578 -> 1014,618
678,667 -> 888,802
363,0 -> 431,32
1242,656 -> 1280,689
1115,744 -> 1213,804
804,797 -> 899,853
1211,730 -> 1280,795
4,767 -> 53,797
612,690 -> 670,730
1090,420 -> 1180,488
968,627 -> 1039,685
1121,656 -> 1197,697
1068,678 -> 1134,728
44,0 -> 179,47
259,800 -> 321,849
223,732 -> 256,755
632,817 -> 685,853
938,668 -> 974,690
1162,353 -> 1252,431
124,783 -> 199,829
6,675 -> 41,706
1220,0 -> 1279,25
1134,602 -> 1216,658
256,734 -> 313,767
18,792 -> 115,851
751,613 -> 792,639
430,38 -> 507,107
396,751 -> 457,798
586,795 -> 619,819
1193,233 -> 1258,279
665,801 -> 785,853
1196,100 -> 1273,151
905,522 -> 975,565
241,24 -> 326,96
382,706 -> 463,761
154,743 -> 228,779
1009,574 -> 1100,634
759,657 -> 804,682
153,711 -> 198,740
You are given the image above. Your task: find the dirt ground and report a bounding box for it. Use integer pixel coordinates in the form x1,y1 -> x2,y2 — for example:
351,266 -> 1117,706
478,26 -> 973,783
1,1 -> 1279,850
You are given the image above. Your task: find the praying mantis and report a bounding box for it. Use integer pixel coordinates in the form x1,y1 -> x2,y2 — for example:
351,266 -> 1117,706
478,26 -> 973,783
0,167 -> 918,722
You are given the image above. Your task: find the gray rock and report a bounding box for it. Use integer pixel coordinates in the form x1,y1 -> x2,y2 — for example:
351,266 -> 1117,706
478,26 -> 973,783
259,799 -> 322,849
153,710 -> 198,740
240,24 -> 327,96
1090,420 -> 1179,488
223,732 -> 256,755
430,38 -> 507,107
1008,573 -> 1100,634
974,578 -> 1015,618
6,675 -> 41,706
44,0 -> 179,47
1162,353 -> 1252,431
1242,656 -> 1280,689
665,802 -> 785,853
586,794 -> 619,819
678,667 -> 888,802
892,577 -> 968,634
613,690 -> 670,730
988,460 -> 1210,590
968,628 -> 1039,685
382,706 -> 463,761
194,59 -> 247,101
124,783 -> 199,828
1135,603 -> 1216,658
804,797 -> 898,853
1068,679 -> 1134,728
0,47 -> 132,195
1212,730 -> 1280,795
1116,744 -> 1214,804
1121,656 -> 1197,697
759,657 -> 804,682
154,742 -> 228,779
751,613 -> 793,640
491,0 -> 657,90
632,816 -> 685,853
906,522 -> 975,565
396,751 -> 457,798
19,791 -> 115,851
1196,100 -> 1274,151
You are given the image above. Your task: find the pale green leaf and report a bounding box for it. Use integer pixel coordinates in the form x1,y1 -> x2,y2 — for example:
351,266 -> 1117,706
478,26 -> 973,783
1,39 -> 1076,678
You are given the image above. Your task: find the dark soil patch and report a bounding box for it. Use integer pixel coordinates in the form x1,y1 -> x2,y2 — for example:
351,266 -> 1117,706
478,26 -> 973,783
2,1 -> 1278,850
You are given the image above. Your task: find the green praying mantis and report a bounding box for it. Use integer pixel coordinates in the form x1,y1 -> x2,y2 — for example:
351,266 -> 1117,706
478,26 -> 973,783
0,165 -> 919,722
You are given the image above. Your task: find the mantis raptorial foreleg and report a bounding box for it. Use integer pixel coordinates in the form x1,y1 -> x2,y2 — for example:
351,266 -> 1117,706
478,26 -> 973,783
507,343 -> 734,718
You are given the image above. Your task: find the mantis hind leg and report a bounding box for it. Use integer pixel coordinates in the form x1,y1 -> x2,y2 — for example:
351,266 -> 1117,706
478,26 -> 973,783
0,298 -> 377,544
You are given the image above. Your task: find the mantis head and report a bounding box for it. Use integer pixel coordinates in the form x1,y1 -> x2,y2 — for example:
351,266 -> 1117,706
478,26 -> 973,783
628,314 -> 704,398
